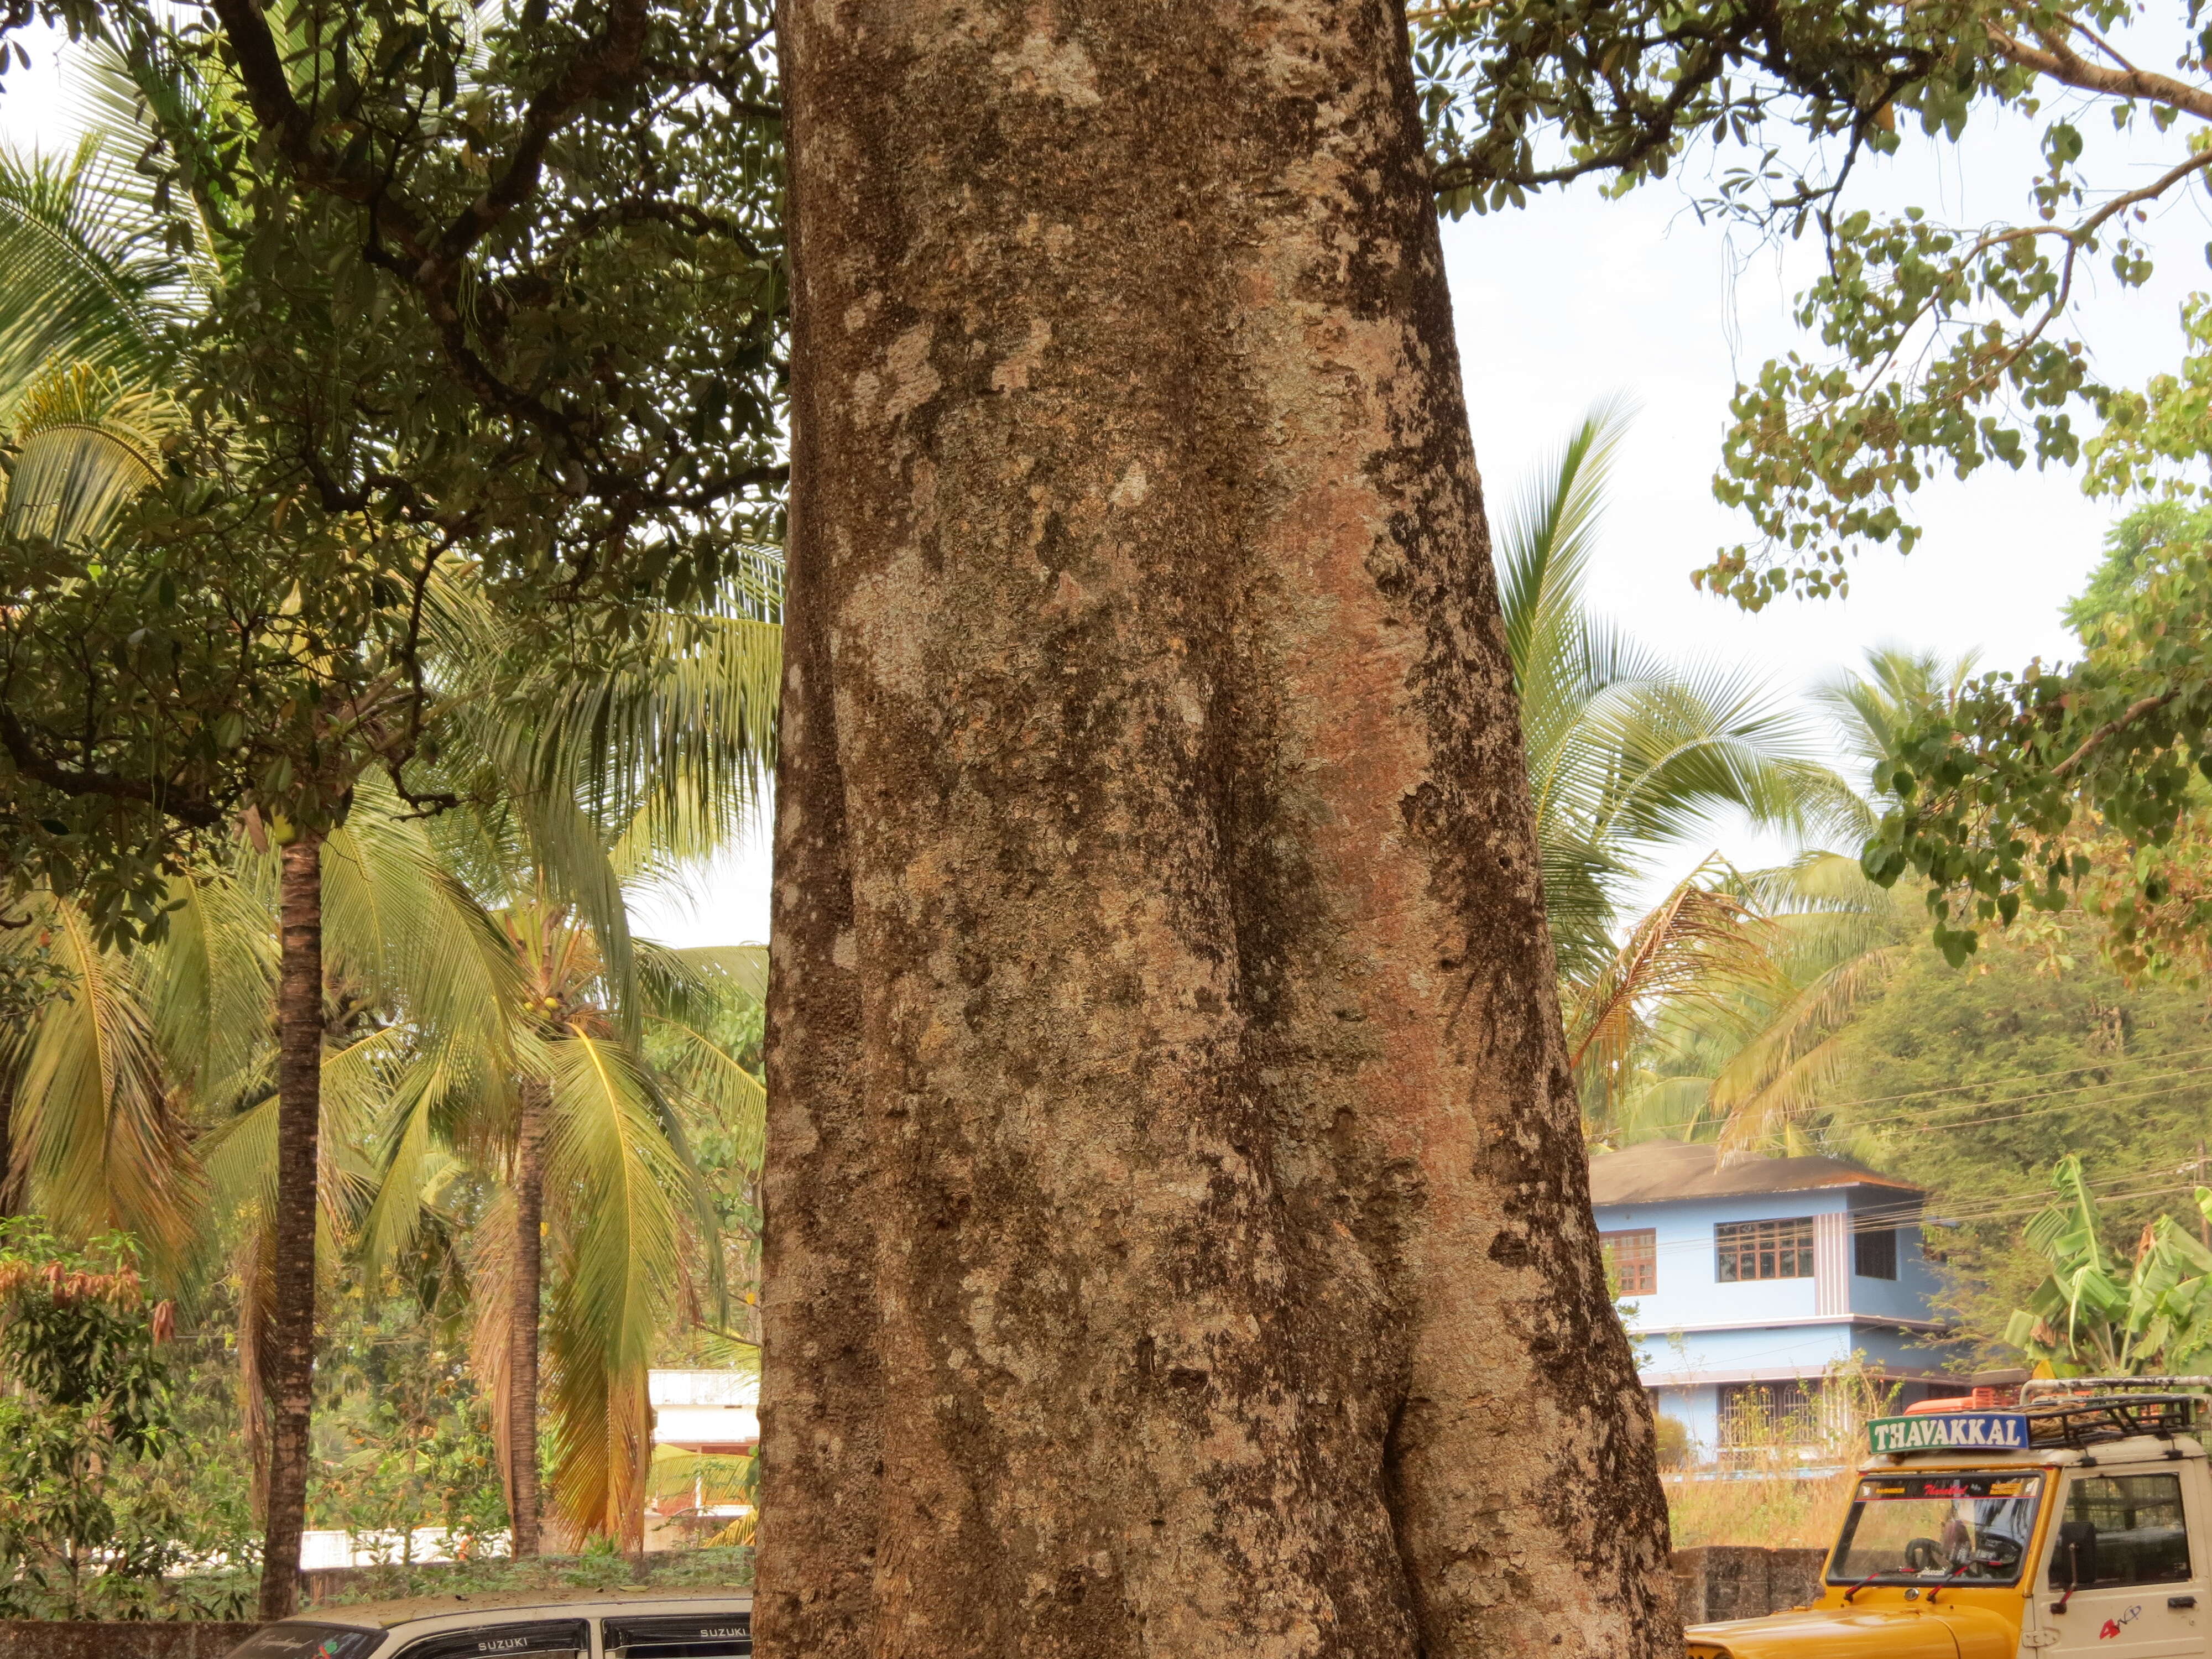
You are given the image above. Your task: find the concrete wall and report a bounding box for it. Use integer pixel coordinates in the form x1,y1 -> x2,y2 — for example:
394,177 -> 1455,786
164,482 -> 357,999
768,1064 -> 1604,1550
1672,1546 -> 1829,1626
0,1624 -> 260,1659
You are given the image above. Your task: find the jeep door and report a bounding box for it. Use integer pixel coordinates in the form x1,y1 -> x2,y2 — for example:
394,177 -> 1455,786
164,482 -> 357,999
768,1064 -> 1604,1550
2038,1471 -> 2205,1659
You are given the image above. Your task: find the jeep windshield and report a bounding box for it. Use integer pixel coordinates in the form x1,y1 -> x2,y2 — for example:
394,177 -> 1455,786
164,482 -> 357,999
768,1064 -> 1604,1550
1827,1472 -> 2046,1586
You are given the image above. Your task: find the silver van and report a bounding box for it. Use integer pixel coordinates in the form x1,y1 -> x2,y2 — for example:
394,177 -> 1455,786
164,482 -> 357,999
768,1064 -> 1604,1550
225,1589 -> 753,1659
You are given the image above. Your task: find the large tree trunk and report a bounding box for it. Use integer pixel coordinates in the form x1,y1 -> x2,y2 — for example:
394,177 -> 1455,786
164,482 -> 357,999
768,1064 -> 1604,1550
758,2 -> 1674,1657
508,1074 -> 549,1558
258,831 -> 324,1623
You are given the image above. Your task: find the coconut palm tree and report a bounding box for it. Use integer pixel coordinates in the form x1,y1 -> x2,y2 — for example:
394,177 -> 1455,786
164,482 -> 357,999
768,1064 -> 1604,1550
1498,410 -> 1957,1151
1584,852 -> 1911,1150
345,848 -> 766,1552
4,656 -> 774,1556
340,570 -> 776,1554
1814,644 -> 1984,809
1500,399 -> 1863,1112
0,105 -> 352,1610
472,900 -> 755,1551
1579,645 -> 1983,1151
1,93 -> 780,1578
1502,400 -> 1851,981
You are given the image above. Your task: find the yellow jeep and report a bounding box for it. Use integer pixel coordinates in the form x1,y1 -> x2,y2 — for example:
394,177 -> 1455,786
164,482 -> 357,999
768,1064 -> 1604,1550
1687,1380 -> 2211,1659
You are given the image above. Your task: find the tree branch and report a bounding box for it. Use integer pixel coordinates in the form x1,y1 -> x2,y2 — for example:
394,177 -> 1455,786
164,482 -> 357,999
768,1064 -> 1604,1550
525,196 -> 768,274
2052,691 -> 2182,782
1984,22 -> 2212,123
0,707 -> 223,828
424,0 -> 653,281
204,0 -> 650,457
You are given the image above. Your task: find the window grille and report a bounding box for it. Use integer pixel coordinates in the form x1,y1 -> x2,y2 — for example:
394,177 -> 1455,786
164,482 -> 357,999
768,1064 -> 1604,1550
1601,1228 -> 1656,1296
1854,1225 -> 1898,1280
1715,1217 -> 1815,1281
1717,1379 -> 1820,1448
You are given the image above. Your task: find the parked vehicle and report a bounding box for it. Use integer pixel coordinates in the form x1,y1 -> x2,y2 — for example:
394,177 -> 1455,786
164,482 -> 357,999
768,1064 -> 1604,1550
1687,1378 -> 2212,1659
225,1590 -> 752,1658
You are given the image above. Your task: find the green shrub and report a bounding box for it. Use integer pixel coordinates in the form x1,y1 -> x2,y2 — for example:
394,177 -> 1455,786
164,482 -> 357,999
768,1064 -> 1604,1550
0,1223 -> 215,1618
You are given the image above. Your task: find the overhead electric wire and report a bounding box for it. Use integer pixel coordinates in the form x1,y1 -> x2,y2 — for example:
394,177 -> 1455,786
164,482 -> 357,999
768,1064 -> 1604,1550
1608,1042 -> 2212,1145
1761,1038 -> 2212,1114
1846,1071 -> 2212,1140
1600,1076 -> 2212,1177
1613,1173 -> 2212,1261
1828,1061 -> 2212,1135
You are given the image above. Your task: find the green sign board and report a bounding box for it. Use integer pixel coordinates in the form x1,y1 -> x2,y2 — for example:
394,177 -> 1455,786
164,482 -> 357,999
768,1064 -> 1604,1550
1867,1412 -> 2030,1454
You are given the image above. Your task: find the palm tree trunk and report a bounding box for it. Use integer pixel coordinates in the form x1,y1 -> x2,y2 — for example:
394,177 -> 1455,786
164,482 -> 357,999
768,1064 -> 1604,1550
258,831 -> 324,1623
0,1062 -> 15,1217
508,1073 -> 549,1558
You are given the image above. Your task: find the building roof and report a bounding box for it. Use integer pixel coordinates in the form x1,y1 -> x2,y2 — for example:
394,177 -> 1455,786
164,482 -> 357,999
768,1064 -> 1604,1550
1588,1139 -> 1923,1206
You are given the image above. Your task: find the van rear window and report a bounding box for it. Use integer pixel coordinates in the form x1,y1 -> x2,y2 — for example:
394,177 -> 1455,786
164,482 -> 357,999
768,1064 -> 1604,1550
225,1624 -> 385,1659
603,1611 -> 753,1656
394,1620 -> 589,1659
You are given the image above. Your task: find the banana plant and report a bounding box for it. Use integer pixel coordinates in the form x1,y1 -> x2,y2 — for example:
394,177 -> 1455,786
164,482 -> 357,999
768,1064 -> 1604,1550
2005,1154 -> 2212,1376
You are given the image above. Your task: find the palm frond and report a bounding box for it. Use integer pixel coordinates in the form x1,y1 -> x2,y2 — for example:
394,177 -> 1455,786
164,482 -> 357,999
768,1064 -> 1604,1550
1501,405 -> 1854,984
319,781 -> 525,1062
1565,866 -> 1783,1105
13,893 -> 202,1267
0,134 -> 186,400
1499,395 -> 1636,679
201,1026 -> 387,1247
147,863 -> 275,1108
1709,945 -> 1907,1151
542,1031 -> 693,1539
465,1185 -> 520,1517
1815,645 -> 1983,798
64,29 -> 233,270
0,363 -> 171,547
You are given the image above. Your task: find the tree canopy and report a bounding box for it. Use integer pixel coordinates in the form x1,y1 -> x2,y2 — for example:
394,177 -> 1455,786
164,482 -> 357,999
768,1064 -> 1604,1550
1416,0 -> 2211,606
1411,0 -> 2212,978
0,0 -> 784,943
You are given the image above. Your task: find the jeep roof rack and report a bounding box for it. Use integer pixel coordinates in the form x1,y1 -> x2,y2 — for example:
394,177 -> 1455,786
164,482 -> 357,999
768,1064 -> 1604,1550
2016,1392 -> 2201,1449
2021,1376 -> 2212,1400
1999,1379 -> 2212,1450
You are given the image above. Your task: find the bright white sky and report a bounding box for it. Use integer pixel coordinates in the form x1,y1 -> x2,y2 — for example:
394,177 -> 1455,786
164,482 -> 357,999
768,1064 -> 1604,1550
6,26 -> 2203,947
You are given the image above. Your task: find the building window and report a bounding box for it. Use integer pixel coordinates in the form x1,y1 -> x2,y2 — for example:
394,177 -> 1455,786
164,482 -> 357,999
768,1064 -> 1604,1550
1715,1217 -> 1815,1281
1601,1228 -> 1657,1296
1854,1225 -> 1898,1280
1717,1380 -> 1819,1448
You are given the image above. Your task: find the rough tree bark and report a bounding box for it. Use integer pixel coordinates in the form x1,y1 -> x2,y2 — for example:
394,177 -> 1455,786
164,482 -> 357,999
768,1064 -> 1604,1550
259,832 -> 324,1623
758,3 -> 1675,1657
508,1075 -> 549,1558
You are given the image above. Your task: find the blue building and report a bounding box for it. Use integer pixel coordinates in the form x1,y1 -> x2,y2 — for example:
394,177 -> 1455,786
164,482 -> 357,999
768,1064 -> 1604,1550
1589,1140 -> 1962,1457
